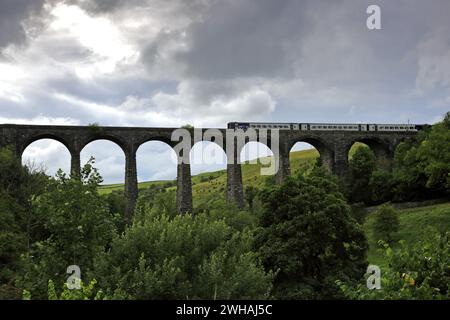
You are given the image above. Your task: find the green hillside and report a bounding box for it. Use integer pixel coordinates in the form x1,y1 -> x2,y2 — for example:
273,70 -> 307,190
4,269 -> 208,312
98,148 -> 320,196
363,202 -> 450,268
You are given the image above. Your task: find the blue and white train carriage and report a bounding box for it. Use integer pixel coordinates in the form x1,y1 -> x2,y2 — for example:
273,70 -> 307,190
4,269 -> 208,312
227,122 -> 421,132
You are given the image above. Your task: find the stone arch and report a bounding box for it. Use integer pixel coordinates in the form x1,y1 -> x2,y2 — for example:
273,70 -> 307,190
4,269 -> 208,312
189,141 -> 227,199
346,137 -> 393,170
288,137 -> 334,172
21,138 -> 72,176
346,137 -> 393,164
80,139 -> 126,184
137,135 -> 175,149
81,134 -> 128,155
225,129 -> 272,164
240,141 -> 274,164
190,140 -> 227,174
20,133 -> 73,156
240,141 -> 275,187
201,128 -> 227,154
136,140 -> 178,182
136,138 -> 192,214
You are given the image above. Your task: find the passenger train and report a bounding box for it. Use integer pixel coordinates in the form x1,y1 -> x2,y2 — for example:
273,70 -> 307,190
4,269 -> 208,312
227,122 -> 425,132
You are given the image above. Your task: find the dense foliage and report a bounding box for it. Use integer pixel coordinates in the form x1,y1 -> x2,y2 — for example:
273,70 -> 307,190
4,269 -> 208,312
254,167 -> 368,299
92,209 -> 272,299
338,231 -> 450,299
0,147 -> 48,298
18,159 -> 117,299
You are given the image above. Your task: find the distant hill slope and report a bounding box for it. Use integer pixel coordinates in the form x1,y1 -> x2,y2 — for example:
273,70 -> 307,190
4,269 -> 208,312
98,148 -> 320,196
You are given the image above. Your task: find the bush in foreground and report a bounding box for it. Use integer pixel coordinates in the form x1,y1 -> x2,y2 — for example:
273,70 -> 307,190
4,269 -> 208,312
338,230 -> 450,299
91,209 -> 273,299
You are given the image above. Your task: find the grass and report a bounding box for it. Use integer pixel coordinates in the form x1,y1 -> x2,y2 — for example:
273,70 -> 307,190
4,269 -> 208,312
363,202 -> 450,268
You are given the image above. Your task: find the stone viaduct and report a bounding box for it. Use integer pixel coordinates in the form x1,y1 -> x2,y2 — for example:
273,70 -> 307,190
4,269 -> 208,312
0,124 -> 418,222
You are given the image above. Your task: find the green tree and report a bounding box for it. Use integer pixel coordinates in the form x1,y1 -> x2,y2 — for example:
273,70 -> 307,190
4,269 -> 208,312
347,146 -> 376,204
392,113 -> 449,201
0,147 -> 48,299
392,138 -> 429,201
18,158 -> 116,299
369,169 -> 394,203
254,167 -> 368,299
371,204 -> 399,244
417,113 -> 450,195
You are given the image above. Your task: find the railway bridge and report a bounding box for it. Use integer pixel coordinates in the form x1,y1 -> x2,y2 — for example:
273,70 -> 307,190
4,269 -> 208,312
0,124 -> 418,222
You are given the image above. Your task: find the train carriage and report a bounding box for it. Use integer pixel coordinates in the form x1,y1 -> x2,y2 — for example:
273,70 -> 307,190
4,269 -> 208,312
227,122 -> 419,132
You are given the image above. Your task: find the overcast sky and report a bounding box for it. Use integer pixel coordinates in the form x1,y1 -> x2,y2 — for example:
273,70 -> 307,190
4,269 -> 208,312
1,0 -> 449,183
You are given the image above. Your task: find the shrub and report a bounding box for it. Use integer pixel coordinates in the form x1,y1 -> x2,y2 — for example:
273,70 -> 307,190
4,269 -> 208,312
338,230 -> 450,299
372,204 -> 399,244
91,209 -> 273,299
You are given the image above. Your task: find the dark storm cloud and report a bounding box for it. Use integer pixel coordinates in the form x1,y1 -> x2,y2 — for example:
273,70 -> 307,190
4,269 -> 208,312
0,0 -> 45,52
175,0 -> 309,80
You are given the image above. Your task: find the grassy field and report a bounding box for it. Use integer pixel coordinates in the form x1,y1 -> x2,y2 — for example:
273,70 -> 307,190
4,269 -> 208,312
363,202 -> 450,268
